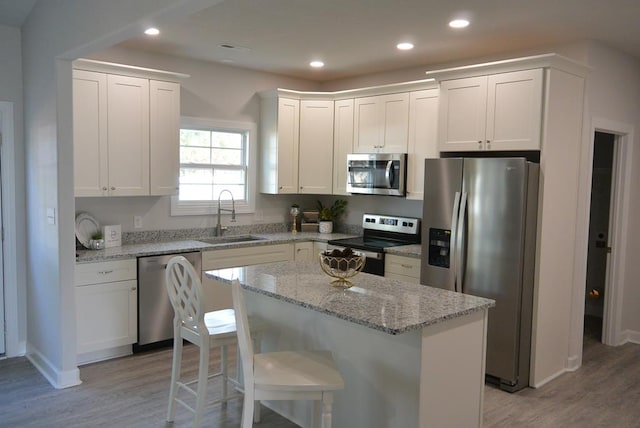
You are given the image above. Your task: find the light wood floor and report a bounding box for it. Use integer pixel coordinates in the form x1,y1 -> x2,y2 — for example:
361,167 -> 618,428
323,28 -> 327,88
1,336 -> 639,427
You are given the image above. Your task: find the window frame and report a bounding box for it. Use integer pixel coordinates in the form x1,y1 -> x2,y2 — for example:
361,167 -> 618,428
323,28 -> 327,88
171,116 -> 257,216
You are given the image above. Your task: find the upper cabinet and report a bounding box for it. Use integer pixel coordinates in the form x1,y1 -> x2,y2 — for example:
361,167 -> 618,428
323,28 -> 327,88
73,59 -> 185,197
298,99 -> 335,194
260,95 -> 300,194
437,69 -> 543,152
353,92 -> 410,153
332,99 -> 354,195
406,89 -> 439,200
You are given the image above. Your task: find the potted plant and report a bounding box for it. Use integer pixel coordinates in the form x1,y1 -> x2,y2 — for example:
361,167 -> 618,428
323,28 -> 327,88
89,231 -> 104,250
317,199 -> 347,234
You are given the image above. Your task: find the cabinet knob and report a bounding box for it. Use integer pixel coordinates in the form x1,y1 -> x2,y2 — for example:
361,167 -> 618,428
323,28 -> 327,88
478,140 -> 482,145
102,186 -> 108,191
486,140 -> 491,145
111,186 -> 116,191
131,287 -> 136,291
278,186 -> 283,190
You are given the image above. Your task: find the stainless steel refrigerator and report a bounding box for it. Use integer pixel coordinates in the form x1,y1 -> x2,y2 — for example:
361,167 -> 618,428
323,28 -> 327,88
420,157 -> 539,392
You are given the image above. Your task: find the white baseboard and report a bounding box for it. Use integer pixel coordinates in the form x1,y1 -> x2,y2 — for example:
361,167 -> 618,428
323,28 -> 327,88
77,345 -> 132,366
566,354 -> 582,371
620,329 -> 640,345
26,344 -> 82,389
531,367 -> 570,389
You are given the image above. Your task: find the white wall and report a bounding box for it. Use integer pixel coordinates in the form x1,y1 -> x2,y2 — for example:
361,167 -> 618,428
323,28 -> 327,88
20,0 -> 226,388
0,24 -> 27,356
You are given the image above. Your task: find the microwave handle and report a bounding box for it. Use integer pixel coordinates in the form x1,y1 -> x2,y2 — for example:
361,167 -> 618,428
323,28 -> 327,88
385,160 -> 394,188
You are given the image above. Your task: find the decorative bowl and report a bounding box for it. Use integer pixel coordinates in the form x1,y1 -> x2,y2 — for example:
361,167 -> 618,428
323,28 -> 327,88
319,250 -> 366,288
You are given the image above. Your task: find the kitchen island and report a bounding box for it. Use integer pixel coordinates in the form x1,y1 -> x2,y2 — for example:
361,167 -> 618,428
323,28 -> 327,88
206,261 -> 494,428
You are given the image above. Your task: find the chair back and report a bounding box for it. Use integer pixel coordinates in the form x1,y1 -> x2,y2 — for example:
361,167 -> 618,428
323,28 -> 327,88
165,256 -> 206,337
231,279 -> 254,382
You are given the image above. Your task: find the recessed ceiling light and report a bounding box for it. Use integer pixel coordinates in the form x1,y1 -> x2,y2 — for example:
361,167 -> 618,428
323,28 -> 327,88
449,19 -> 470,29
397,42 -> 414,51
144,27 -> 160,36
310,61 -> 325,68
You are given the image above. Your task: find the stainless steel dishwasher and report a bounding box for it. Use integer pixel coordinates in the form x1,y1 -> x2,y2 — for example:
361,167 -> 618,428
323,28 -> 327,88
136,251 -> 202,351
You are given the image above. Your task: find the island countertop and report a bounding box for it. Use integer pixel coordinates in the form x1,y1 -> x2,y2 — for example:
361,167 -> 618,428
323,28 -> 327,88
205,261 -> 494,335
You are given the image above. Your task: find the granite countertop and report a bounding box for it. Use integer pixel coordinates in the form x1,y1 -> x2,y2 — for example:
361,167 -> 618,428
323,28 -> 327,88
206,261 -> 494,335
385,244 -> 421,258
75,232 -> 357,264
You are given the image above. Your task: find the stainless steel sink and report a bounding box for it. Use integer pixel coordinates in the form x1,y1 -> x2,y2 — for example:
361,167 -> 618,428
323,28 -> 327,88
196,235 -> 267,245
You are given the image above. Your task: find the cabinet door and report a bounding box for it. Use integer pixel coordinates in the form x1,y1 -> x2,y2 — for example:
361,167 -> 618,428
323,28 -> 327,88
73,70 -> 108,196
385,254 -> 421,283
353,96 -> 382,153
150,80 -> 180,195
294,241 -> 314,261
277,98 -> 300,193
76,279 -> 137,354
379,92 -> 410,153
333,99 -> 354,195
107,74 -> 150,196
486,69 -> 543,151
438,76 -> 488,152
406,89 -> 439,200
299,100 -> 334,194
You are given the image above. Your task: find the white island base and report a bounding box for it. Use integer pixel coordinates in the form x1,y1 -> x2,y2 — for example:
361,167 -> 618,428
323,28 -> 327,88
207,262 -> 491,428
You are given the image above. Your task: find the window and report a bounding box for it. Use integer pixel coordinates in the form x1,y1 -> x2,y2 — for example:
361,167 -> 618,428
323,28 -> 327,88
171,117 -> 256,216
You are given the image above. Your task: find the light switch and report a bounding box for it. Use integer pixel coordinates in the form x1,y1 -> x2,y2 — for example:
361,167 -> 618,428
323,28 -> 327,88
46,208 -> 56,225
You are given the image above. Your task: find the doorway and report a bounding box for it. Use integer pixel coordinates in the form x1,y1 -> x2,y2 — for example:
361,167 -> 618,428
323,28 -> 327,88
584,132 -> 615,343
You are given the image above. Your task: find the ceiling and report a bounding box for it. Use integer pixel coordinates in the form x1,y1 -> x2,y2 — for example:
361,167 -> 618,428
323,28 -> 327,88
3,0 -> 640,81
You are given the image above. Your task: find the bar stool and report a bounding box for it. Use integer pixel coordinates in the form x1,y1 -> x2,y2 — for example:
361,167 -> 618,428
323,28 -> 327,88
231,279 -> 345,428
165,256 -> 241,428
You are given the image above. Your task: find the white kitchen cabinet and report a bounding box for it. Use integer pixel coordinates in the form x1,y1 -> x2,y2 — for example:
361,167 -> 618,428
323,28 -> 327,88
384,254 -> 421,284
75,259 -> 137,364
298,99 -> 334,194
406,89 -> 439,200
201,243 -> 294,311
353,92 -> 410,153
438,69 -> 543,152
260,96 -> 300,194
149,80 -> 180,196
313,241 -> 328,258
107,74 -> 150,196
294,241 -> 314,261
333,98 -> 354,195
73,66 -> 181,197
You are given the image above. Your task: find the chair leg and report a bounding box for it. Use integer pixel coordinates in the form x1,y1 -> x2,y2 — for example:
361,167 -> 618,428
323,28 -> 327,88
242,389 -> 254,428
221,344 -> 228,403
194,344 -> 210,428
167,337 -> 183,422
321,392 -> 334,428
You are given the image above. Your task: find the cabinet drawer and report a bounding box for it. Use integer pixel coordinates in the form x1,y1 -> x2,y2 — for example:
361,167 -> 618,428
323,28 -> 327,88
75,259 -> 137,286
202,243 -> 294,270
385,254 -> 421,279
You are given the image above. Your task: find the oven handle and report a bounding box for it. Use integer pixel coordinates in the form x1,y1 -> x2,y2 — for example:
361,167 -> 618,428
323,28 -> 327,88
328,245 -> 383,260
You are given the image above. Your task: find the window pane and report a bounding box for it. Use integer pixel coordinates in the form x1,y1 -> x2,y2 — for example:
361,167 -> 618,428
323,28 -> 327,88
213,185 -> 245,201
212,131 -> 242,149
213,169 -> 245,185
211,148 -> 242,165
181,147 -> 212,164
180,129 -> 211,147
180,168 -> 213,184
179,184 -> 214,201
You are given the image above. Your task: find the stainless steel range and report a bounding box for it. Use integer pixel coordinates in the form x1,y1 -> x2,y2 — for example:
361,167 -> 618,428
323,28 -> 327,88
328,213 -> 420,276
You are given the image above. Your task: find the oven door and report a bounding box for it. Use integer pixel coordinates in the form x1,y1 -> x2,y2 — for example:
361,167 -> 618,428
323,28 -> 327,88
346,153 -> 406,196
327,244 -> 385,276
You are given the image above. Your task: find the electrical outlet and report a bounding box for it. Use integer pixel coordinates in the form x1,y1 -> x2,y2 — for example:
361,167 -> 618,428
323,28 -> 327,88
133,215 -> 143,229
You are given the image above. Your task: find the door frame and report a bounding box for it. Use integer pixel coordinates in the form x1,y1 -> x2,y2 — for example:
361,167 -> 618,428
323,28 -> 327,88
1,101 -> 25,357
589,118 -> 633,346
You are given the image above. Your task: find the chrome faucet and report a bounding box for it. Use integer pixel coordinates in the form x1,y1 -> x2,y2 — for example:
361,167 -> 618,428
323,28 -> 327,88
215,189 -> 236,236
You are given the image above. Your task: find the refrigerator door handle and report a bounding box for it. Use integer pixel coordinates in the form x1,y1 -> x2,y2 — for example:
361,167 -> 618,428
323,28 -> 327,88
450,191 -> 461,292
456,191 -> 468,293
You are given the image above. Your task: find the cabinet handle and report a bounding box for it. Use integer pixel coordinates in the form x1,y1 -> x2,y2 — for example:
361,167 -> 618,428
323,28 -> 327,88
131,287 -> 136,291
400,264 -> 413,269
98,270 -> 113,275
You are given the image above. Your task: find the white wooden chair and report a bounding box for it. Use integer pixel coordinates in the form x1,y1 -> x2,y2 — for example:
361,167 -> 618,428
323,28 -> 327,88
231,279 -> 345,428
165,256 -> 241,428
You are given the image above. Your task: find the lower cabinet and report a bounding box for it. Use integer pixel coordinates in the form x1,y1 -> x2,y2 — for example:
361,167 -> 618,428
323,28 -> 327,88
384,254 -> 421,284
293,241 -> 314,261
201,243 -> 294,311
75,259 -> 137,364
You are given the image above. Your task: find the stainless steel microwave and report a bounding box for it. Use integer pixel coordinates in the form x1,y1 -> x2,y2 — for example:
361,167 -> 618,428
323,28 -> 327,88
346,153 -> 407,196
